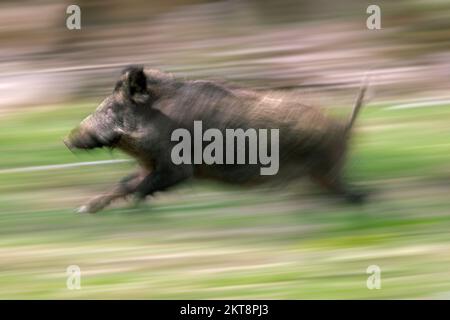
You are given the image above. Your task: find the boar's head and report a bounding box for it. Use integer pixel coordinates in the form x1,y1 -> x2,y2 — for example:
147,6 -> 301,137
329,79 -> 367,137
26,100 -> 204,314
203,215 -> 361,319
64,66 -> 153,150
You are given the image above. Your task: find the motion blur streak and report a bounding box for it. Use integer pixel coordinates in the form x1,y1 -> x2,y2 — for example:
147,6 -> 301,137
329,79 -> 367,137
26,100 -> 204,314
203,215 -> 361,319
0,159 -> 131,174
0,0 -> 449,299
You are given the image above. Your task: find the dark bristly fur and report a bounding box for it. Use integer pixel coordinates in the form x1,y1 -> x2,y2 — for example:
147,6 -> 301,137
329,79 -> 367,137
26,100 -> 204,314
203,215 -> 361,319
64,66 -> 367,213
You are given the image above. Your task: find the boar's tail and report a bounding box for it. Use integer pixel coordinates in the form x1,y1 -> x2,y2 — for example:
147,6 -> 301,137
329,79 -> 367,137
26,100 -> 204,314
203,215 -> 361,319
344,75 -> 368,136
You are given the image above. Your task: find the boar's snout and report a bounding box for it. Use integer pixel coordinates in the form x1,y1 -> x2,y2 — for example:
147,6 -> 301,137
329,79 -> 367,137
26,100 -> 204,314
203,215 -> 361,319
63,137 -> 74,150
64,127 -> 105,150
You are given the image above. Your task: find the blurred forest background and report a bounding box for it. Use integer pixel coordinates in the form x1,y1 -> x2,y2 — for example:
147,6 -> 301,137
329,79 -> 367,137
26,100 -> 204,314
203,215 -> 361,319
0,0 -> 449,299
2,0 -> 450,109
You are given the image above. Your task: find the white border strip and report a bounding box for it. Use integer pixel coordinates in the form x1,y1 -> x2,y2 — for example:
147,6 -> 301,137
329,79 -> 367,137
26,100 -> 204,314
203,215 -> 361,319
0,159 -> 132,174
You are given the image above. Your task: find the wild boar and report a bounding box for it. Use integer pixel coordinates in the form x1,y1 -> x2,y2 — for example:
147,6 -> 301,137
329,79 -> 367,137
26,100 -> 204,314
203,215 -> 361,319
64,65 -> 367,213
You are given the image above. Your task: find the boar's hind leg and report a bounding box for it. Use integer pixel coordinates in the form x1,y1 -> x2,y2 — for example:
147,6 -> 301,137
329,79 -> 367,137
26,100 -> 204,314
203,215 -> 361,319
310,173 -> 366,204
77,170 -> 147,213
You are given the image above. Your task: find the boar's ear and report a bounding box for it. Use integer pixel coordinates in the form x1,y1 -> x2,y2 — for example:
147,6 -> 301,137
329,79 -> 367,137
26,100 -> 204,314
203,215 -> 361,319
124,65 -> 150,104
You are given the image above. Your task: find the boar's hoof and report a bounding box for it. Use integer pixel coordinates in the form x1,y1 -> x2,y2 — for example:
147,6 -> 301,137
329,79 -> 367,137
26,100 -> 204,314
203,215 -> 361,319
76,196 -> 111,213
75,203 -> 102,214
75,205 -> 91,214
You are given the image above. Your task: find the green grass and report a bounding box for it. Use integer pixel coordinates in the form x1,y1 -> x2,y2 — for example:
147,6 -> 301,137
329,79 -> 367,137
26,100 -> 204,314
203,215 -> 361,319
0,102 -> 449,299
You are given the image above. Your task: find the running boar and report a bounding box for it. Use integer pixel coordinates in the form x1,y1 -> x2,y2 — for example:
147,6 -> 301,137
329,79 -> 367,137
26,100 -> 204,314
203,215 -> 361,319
64,65 -> 367,213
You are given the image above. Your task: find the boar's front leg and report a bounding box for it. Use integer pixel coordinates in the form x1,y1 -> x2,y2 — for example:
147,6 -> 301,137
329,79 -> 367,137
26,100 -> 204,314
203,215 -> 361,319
134,165 -> 193,202
77,169 -> 148,213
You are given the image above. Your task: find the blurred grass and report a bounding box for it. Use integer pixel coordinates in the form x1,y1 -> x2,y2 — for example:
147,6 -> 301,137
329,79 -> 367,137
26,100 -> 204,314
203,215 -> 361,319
0,102 -> 449,299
